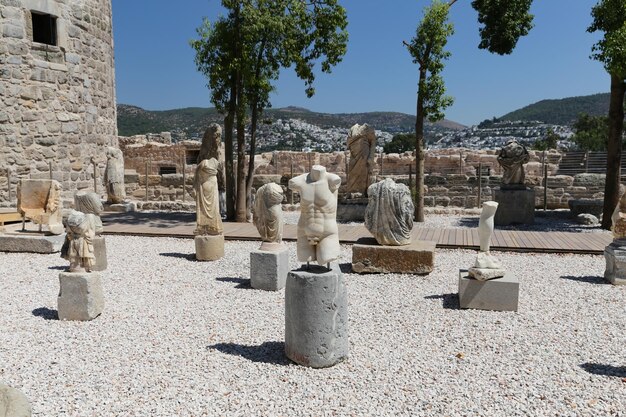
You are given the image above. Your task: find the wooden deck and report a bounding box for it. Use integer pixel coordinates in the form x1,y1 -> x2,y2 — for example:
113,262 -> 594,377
101,212 -> 612,254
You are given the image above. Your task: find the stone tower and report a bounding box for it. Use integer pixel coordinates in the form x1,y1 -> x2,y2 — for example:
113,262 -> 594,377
0,0 -> 117,206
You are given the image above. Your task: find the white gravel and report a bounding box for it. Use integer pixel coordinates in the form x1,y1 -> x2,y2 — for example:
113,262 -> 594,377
0,235 -> 624,416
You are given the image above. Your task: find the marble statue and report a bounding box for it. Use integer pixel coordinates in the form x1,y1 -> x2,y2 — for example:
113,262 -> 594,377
611,190 -> 626,240
194,158 -> 223,236
62,210 -> 96,272
346,123 -> 377,195
17,179 -> 64,234
289,165 -> 342,266
468,201 -> 505,280
497,140 -> 530,186
365,178 -> 414,245
74,191 -> 104,235
105,147 -> 126,203
198,123 -> 226,194
253,183 -> 284,246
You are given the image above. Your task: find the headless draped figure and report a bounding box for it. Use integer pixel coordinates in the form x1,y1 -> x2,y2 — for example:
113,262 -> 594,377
194,158 -> 223,236
253,183 -> 284,245
289,165 -> 342,266
62,210 -> 96,272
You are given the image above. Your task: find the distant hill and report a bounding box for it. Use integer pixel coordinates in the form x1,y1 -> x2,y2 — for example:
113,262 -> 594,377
116,104 -> 465,139
499,93 -> 610,125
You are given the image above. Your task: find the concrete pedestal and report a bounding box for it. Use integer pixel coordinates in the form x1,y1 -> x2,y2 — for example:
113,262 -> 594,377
0,231 -> 65,253
92,236 -> 107,271
285,264 -> 348,368
494,187 -> 535,226
458,269 -> 519,312
250,247 -> 289,291
58,271 -> 104,321
0,383 -> 32,417
195,234 -> 224,261
604,241 -> 626,285
351,238 -> 435,274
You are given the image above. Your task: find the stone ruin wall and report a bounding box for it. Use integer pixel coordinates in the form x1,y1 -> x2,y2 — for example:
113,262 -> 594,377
0,0 -> 117,207
118,137 -> 604,210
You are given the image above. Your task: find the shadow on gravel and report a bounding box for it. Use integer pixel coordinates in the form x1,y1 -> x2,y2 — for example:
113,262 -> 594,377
216,277 -> 252,289
159,252 -> 196,261
580,362 -> 626,378
424,293 -> 460,310
32,307 -> 58,320
561,275 -> 608,285
48,265 -> 67,271
208,341 -> 289,365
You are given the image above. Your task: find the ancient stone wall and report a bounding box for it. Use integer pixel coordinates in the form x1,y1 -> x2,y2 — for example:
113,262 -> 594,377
0,0 -> 117,207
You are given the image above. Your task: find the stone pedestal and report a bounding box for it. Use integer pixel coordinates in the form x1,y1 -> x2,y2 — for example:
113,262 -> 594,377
0,231 -> 65,253
0,383 -> 31,417
58,272 -> 104,321
195,234 -> 224,261
351,238 -> 435,274
92,236 -> 107,271
494,187 -> 535,226
458,269 -> 519,312
285,264 -> 348,368
250,247 -> 289,291
604,241 -> 626,285
103,202 -> 136,213
336,197 -> 368,222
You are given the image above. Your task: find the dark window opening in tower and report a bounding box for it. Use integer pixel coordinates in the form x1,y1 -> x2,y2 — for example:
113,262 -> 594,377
32,12 -> 57,46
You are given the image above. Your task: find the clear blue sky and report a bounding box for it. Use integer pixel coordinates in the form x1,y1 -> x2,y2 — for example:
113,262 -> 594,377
111,0 -> 607,126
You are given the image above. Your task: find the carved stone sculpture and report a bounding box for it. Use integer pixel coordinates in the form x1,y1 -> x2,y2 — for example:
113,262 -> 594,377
253,183 -> 284,246
105,146 -> 126,203
289,165 -> 342,266
74,191 -> 104,235
62,210 -> 96,272
194,158 -> 223,236
611,191 -> 626,240
17,179 -> 64,234
346,123 -> 377,195
198,123 -> 226,193
468,201 -> 505,280
497,140 -> 530,186
365,178 -> 414,245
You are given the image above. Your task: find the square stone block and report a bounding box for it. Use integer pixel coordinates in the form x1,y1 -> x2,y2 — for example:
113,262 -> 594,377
58,271 -> 104,321
250,247 -> 289,291
195,234 -> 224,261
458,269 -> 519,312
91,235 -> 107,271
351,238 -> 435,274
494,188 -> 535,226
0,231 -> 65,253
604,242 -> 626,285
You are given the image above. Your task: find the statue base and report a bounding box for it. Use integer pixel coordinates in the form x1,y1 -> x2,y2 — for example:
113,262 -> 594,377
91,236 -> 107,271
351,238 -> 435,274
250,246 -> 289,291
604,240 -> 626,285
285,263 -> 348,368
58,271 -> 105,321
336,196 -> 368,222
494,187 -> 535,226
195,234 -> 224,261
0,230 -> 65,253
458,269 -> 518,312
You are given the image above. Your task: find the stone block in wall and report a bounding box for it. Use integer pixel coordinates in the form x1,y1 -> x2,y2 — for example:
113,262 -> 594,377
138,175 -> 161,186
253,175 -> 282,188
449,186 -> 471,194
425,175 -> 447,186
429,186 -> 448,195
525,176 -> 542,187
435,196 -> 450,207
161,174 -> 183,187
124,170 -> 139,184
450,197 -> 466,207
424,196 -> 435,207
573,173 -> 605,187
544,175 -> 573,188
465,196 -> 478,208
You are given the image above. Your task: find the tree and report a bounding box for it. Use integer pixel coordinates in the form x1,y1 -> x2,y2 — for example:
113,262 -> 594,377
191,0 -> 348,222
588,0 -> 626,230
405,0 -> 454,222
471,0 -> 534,55
532,128 -> 560,151
383,133 -> 416,154
571,113 -> 609,151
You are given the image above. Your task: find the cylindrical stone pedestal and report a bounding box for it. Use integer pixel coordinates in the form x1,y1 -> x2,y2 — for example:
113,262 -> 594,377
92,235 -> 107,271
195,234 -> 224,261
250,247 -> 289,291
285,264 -> 348,368
57,271 -> 104,321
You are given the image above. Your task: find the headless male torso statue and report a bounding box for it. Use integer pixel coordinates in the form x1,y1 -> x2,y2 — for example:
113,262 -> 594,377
289,165 -> 342,266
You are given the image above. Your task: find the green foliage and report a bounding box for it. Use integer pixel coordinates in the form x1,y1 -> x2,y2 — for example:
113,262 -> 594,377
406,0 -> 455,124
531,128 -> 559,151
499,93 -> 611,125
588,0 -> 626,78
384,133 -> 415,154
471,0 -> 534,55
571,113 -> 609,151
477,116 -> 499,128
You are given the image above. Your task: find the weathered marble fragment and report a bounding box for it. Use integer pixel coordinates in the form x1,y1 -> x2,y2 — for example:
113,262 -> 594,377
346,123 -> 376,194
61,210 -> 97,273
497,140 -> 530,186
105,147 -> 126,203
365,178 -> 413,246
194,158 -> 223,236
0,383 -> 32,417
17,179 -> 64,235
253,183 -> 284,246
198,123 -> 226,193
468,201 -> 505,280
74,191 -> 104,235
289,165 -> 341,266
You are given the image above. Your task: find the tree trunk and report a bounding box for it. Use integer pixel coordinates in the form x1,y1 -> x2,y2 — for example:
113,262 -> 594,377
601,74 -> 626,230
246,105 -> 259,210
224,106 -> 236,221
235,81 -> 247,222
414,70 -> 426,222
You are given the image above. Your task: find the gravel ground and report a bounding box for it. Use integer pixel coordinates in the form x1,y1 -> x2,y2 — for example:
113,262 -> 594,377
0,235 -> 624,416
